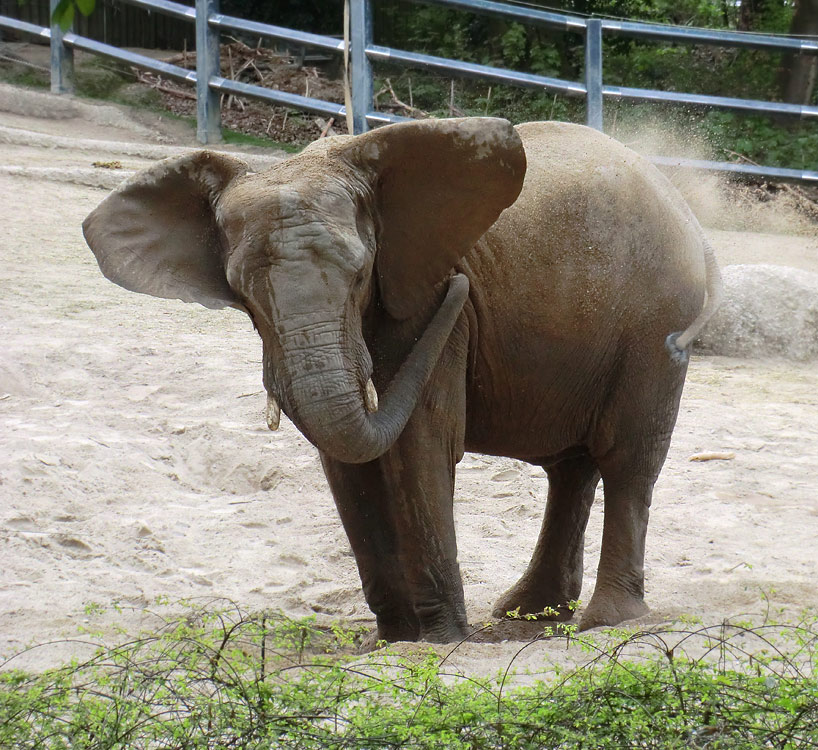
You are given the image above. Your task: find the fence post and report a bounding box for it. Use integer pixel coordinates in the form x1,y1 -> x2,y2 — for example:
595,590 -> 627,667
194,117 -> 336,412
195,0 -> 222,143
49,0 -> 74,94
585,18 -> 603,130
349,0 -> 373,134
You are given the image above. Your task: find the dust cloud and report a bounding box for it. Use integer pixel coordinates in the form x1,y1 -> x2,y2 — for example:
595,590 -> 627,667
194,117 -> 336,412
612,116 -> 818,238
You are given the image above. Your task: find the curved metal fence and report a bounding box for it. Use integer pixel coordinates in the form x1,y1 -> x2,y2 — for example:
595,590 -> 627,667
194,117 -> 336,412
1,0 -> 816,182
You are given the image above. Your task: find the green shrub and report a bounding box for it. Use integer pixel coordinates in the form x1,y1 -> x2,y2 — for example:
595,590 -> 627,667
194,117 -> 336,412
2,601 -> 816,749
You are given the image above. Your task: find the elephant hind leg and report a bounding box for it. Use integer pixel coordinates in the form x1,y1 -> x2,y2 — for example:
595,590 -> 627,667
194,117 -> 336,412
492,452 -> 600,620
578,471 -> 654,631
580,352 -> 688,631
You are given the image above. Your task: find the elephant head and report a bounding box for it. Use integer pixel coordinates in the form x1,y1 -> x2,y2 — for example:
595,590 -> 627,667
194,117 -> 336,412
83,118 -> 526,464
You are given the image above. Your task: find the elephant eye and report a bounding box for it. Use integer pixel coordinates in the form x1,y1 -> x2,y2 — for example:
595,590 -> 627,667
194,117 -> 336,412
355,199 -> 376,244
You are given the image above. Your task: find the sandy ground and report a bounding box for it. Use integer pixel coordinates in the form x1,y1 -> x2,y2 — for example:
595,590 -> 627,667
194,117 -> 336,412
1,85 -> 817,675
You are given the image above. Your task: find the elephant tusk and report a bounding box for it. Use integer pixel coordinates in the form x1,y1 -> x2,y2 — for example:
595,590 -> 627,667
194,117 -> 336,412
364,378 -> 379,413
265,394 -> 281,431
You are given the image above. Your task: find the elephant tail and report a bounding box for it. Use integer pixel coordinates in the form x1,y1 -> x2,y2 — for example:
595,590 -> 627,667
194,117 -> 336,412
666,238 -> 724,363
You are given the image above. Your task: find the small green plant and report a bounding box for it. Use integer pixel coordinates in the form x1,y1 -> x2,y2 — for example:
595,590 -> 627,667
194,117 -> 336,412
1,600 -> 816,749
0,64 -> 49,89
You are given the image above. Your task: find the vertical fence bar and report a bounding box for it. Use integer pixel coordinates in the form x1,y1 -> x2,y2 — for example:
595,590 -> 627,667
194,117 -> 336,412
585,18 -> 603,130
195,0 -> 222,143
350,0 -> 373,134
49,0 -> 74,94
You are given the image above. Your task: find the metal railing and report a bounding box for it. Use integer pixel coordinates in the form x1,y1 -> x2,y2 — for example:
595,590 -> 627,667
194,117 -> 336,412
1,0 -> 817,182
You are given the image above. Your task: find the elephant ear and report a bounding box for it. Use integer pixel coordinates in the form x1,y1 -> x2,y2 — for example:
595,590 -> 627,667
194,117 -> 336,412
82,151 -> 248,310
342,117 -> 526,320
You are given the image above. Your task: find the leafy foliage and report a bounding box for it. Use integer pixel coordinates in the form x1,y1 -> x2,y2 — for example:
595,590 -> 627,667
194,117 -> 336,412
49,0 -> 94,31
699,110 -> 818,170
2,601 -> 817,749
368,0 -> 812,171
373,68 -> 818,170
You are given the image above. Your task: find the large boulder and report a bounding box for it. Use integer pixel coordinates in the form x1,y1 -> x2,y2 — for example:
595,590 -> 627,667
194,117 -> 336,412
695,264 -> 818,361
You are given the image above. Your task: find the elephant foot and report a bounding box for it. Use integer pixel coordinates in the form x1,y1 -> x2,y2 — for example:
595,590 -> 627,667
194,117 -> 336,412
413,605 -> 471,643
578,588 -> 649,631
491,581 -> 578,622
366,614 -> 420,647
359,621 -> 470,648
419,620 -> 471,644
358,620 -> 419,651
359,612 -> 468,647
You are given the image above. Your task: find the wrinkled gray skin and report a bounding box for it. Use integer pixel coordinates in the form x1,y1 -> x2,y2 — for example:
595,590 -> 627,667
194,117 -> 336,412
84,118 -> 722,643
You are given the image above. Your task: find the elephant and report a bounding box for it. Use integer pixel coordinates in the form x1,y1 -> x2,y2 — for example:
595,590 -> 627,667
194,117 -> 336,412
83,117 -> 723,643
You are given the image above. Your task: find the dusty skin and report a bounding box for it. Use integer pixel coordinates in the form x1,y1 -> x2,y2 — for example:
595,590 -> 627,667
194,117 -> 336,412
1,86 -> 817,673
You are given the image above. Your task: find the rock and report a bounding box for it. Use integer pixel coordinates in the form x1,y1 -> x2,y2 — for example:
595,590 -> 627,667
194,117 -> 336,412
695,264 -> 818,361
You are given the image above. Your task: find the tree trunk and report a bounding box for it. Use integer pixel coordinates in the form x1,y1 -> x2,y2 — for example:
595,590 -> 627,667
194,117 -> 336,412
738,0 -> 770,31
779,0 -> 818,105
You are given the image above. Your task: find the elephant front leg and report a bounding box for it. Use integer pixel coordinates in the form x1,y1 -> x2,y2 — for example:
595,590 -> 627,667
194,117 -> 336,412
492,453 -> 600,620
345,311 -> 470,644
377,406 -> 469,643
323,311 -> 470,643
320,456 -> 421,644
320,396 -> 469,644
321,387 -> 468,643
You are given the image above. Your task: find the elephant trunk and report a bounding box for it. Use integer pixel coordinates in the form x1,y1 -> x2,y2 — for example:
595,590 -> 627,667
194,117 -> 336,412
276,274 -> 469,464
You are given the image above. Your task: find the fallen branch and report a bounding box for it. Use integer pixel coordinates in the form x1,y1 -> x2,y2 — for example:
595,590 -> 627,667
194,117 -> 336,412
161,50 -> 196,67
318,117 -> 337,138
0,53 -> 49,72
688,452 -> 736,462
135,72 -> 196,100
225,46 -> 246,112
380,78 -> 430,118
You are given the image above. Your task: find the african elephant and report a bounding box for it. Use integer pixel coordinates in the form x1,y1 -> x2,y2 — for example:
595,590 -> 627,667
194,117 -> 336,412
83,117 -> 722,643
